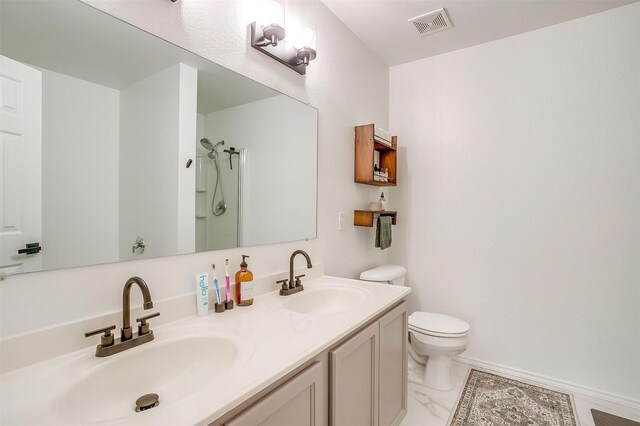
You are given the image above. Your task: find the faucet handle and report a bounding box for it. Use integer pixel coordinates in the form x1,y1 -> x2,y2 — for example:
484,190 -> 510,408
85,325 -> 116,347
136,312 -> 160,336
276,279 -> 290,291
294,274 -> 306,287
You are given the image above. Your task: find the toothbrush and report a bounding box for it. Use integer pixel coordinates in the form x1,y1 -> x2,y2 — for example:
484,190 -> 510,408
212,264 -> 222,304
225,259 -> 231,303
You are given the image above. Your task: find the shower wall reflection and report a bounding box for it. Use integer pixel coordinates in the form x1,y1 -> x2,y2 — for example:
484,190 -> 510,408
195,95 -> 317,252
195,117 -> 242,250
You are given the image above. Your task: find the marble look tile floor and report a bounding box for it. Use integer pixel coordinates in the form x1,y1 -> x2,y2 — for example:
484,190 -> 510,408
400,360 -> 640,426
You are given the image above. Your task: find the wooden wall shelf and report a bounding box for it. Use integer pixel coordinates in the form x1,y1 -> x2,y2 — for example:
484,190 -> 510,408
361,181 -> 396,187
354,210 -> 397,227
354,124 -> 397,187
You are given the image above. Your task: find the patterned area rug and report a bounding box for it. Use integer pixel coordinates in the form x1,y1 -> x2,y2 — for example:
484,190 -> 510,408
448,369 -> 577,426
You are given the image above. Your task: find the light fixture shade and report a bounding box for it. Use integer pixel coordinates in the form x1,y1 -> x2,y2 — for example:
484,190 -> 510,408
259,0 -> 285,28
258,0 -> 286,46
296,25 -> 317,50
292,24 -> 317,65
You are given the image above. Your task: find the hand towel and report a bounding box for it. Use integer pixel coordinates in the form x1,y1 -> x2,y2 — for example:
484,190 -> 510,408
375,215 -> 392,250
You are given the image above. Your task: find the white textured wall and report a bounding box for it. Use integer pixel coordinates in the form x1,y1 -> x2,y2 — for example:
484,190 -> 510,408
390,3 -> 640,403
41,67 -> 119,270
0,0 -> 390,338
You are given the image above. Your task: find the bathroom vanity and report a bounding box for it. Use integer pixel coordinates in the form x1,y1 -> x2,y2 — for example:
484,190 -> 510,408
0,276 -> 410,426
215,299 -> 408,426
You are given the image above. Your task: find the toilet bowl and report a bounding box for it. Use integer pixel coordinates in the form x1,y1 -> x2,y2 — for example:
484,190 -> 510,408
407,312 -> 470,390
360,265 -> 470,391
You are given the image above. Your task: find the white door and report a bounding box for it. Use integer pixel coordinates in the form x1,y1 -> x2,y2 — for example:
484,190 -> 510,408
0,55 -> 42,275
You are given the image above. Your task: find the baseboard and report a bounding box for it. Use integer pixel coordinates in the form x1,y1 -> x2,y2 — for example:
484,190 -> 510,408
456,355 -> 640,411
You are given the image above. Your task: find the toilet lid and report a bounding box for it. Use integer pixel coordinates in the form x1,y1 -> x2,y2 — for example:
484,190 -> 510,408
359,265 -> 407,282
409,312 -> 470,336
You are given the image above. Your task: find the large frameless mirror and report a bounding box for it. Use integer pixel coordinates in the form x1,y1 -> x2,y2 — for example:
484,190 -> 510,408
0,0 -> 317,276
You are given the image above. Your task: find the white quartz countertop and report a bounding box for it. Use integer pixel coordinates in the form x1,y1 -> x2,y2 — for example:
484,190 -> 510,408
0,275 -> 410,425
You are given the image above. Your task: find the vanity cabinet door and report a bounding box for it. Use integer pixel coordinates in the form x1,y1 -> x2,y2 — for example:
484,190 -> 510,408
378,302 -> 408,426
226,362 -> 323,426
330,322 -> 379,426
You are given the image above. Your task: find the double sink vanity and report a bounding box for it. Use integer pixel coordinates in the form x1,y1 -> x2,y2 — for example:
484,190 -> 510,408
1,273 -> 410,425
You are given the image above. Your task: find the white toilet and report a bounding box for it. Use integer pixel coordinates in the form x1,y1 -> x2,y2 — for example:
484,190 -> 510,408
360,265 -> 470,391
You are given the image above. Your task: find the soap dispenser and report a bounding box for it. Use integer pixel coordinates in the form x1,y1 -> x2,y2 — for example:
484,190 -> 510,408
235,255 -> 254,306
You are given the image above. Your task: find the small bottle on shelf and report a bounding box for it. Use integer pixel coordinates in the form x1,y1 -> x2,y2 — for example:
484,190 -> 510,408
379,192 -> 386,211
373,165 -> 380,181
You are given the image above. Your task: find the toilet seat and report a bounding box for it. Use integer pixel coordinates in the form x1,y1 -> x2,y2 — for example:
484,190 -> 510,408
409,325 -> 469,338
409,312 -> 470,338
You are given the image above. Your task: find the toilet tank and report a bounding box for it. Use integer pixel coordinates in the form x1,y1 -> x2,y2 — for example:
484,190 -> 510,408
359,265 -> 407,286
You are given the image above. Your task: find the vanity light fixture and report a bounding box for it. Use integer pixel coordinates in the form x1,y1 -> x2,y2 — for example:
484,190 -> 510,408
292,24 -> 317,66
250,0 -> 317,75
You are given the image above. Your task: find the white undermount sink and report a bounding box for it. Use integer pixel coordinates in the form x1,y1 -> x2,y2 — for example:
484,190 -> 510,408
55,325 -> 249,424
283,283 -> 371,315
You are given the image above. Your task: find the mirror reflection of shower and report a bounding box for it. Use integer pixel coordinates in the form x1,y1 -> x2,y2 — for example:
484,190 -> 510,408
199,138 -> 227,216
196,130 -> 244,251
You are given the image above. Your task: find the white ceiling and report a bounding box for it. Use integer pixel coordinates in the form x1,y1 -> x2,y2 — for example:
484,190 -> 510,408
321,0 -> 638,65
0,0 -> 277,114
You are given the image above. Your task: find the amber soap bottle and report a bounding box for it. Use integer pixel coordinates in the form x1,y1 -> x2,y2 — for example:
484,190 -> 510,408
235,255 -> 254,306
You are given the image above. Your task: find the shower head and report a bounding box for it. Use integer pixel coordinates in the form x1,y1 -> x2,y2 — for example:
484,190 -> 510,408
200,138 -> 214,151
200,138 -> 225,152
200,139 -> 225,159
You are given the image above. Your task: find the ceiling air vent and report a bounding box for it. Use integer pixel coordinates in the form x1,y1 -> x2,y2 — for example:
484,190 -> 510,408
408,8 -> 453,36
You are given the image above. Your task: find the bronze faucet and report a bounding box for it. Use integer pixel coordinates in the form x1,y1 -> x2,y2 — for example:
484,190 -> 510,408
121,276 -> 154,340
85,276 -> 159,357
277,250 -> 313,296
